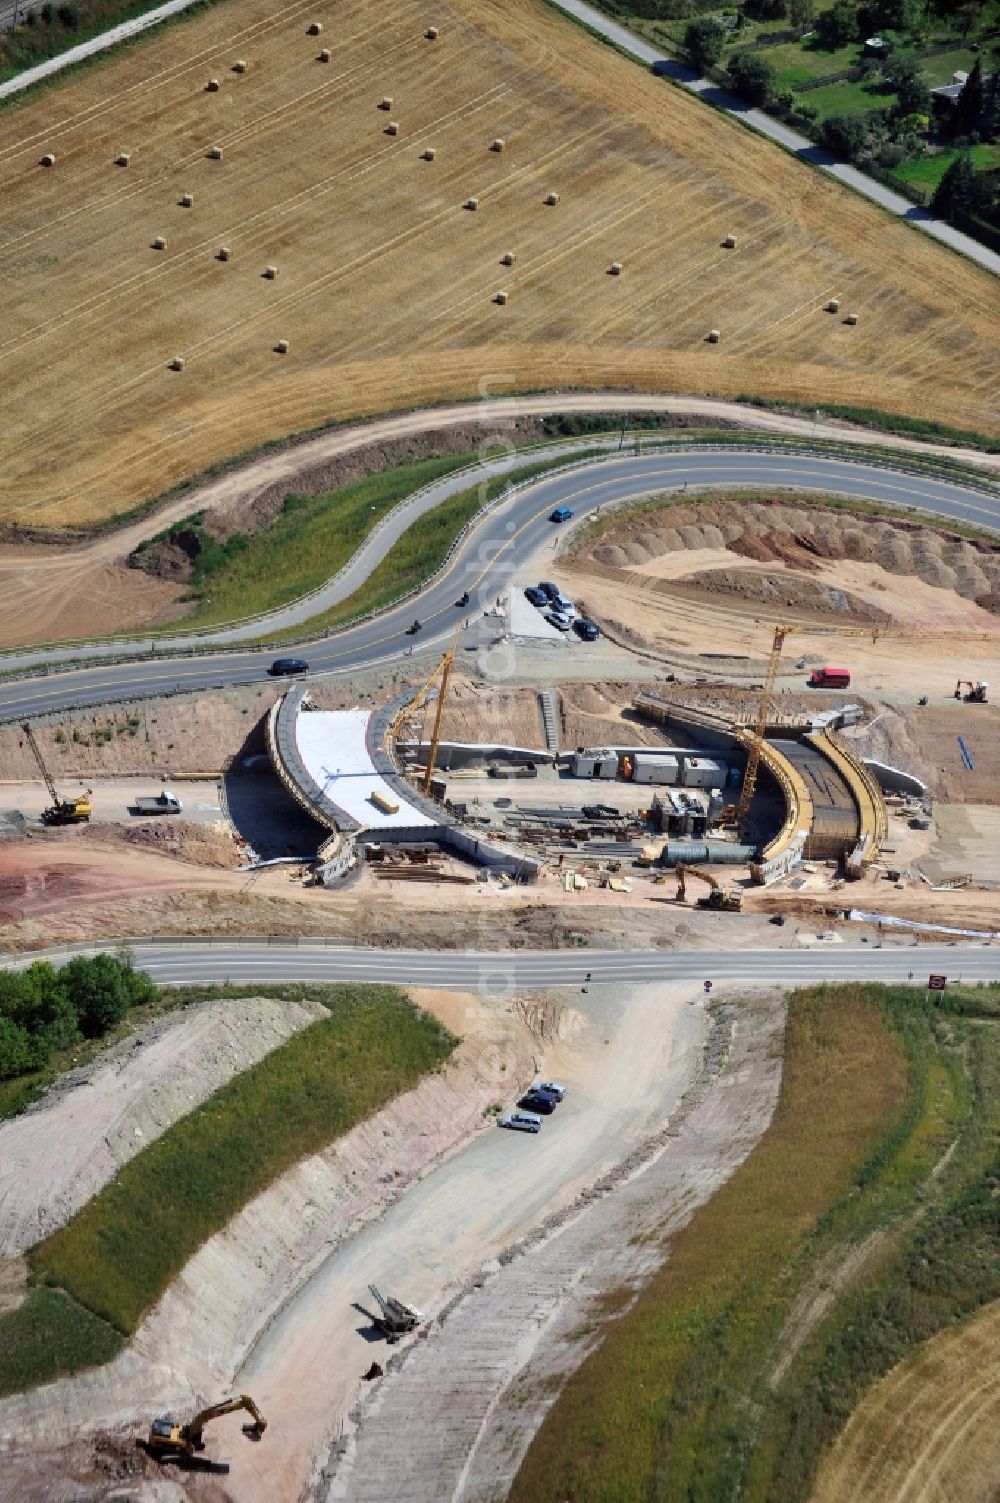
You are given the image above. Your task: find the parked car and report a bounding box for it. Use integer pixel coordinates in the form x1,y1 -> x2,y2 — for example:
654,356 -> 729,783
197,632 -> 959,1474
499,1110 -> 543,1134
551,593 -> 575,616
269,657 -> 309,676
545,611 -> 572,631
519,1091 -> 557,1115
539,581 -> 561,601
574,618 -> 600,641
549,506 -> 574,523
524,586 -> 548,607
536,1080 -> 567,1100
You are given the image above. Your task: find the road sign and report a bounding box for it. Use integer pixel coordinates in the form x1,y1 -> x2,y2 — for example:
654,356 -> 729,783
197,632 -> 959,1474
927,974 -> 947,991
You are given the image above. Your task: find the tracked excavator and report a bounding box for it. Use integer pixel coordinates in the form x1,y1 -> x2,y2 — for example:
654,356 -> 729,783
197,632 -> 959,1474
674,864 -> 743,912
146,1394 -> 267,1460
20,720 -> 91,825
955,679 -> 988,703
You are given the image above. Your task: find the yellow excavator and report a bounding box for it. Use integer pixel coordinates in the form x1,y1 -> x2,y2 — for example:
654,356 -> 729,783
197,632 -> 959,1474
20,720 -> 91,825
674,863 -> 743,912
146,1394 -> 267,1460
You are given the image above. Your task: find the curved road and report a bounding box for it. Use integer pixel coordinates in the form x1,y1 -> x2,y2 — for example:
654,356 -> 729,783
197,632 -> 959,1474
1,447 -> 997,723
9,942 -> 999,985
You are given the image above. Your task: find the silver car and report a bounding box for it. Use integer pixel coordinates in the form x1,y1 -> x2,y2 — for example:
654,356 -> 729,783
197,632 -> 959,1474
499,1110 -> 543,1134
545,611 -> 572,631
536,1080 -> 567,1101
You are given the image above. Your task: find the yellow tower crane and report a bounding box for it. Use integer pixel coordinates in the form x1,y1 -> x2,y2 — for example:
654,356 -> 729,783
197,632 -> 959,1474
733,625 -> 787,830
383,632 -> 461,793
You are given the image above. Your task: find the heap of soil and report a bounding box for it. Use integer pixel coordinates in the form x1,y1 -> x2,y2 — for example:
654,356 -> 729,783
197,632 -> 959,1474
586,499 -> 1000,615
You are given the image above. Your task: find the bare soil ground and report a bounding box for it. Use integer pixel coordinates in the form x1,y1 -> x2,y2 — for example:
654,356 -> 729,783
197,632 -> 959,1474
0,994 -> 327,1258
810,1299 -> 1000,1503
1,1 -> 998,531
418,674 -> 673,751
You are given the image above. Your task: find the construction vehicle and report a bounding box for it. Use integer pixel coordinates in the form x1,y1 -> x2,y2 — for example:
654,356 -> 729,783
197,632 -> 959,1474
368,1284 -> 424,1343
20,721 -> 91,825
955,679 -> 988,703
132,790 -> 183,815
383,631 -> 460,794
146,1394 -> 266,1460
674,864 -> 743,912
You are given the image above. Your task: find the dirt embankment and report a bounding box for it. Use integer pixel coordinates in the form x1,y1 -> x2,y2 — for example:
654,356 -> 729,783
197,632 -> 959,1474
0,995 -> 328,1260
579,498 -> 1000,622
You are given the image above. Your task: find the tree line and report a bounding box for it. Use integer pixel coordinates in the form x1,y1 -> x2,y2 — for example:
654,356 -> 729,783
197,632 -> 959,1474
0,954 -> 157,1081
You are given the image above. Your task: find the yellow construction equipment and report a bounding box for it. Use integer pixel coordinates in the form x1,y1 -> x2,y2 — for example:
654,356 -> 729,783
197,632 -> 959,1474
383,633 -> 460,794
732,625 -> 787,831
955,678 -> 988,703
146,1394 -> 266,1460
20,720 -> 91,825
674,864 -> 743,911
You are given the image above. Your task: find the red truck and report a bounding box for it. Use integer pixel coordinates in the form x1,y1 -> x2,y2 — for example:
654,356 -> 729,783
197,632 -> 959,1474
808,666 -> 851,688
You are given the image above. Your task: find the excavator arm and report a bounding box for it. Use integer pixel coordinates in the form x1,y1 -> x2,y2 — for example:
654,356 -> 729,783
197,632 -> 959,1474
186,1394 -> 266,1447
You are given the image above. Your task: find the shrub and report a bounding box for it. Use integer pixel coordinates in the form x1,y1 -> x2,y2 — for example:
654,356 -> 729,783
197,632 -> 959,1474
728,48 -> 776,104
684,15 -> 727,68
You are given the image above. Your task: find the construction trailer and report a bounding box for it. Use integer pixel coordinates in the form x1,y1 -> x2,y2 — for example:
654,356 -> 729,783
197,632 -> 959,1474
570,748 -> 619,779
631,752 -> 681,786
678,755 -> 727,790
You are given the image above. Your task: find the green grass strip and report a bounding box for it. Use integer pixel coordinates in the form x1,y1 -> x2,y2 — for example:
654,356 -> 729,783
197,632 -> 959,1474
262,451 -> 592,644
152,452 -> 478,631
0,1288 -> 123,1398
736,395 -> 1000,454
30,984 -> 455,1335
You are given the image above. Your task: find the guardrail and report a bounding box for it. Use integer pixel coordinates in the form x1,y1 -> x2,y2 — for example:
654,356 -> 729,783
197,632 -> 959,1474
1,437 -> 997,688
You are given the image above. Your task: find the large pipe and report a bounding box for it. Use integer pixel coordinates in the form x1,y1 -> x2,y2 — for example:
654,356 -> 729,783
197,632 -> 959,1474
661,842 -> 756,866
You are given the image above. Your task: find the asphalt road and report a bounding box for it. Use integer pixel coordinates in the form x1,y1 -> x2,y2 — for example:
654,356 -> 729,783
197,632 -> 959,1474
551,0 -> 1000,277
8,941 -> 998,985
2,448 -> 997,723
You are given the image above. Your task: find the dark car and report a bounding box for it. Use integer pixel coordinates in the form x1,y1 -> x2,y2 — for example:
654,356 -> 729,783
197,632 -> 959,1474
573,618 -> 600,641
550,506 -> 574,523
539,581 -> 560,601
269,657 -> 309,676
519,1091 -> 557,1115
524,586 -> 548,607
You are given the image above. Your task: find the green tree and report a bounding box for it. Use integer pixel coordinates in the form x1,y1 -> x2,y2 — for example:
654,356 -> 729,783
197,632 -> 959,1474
789,0 -> 816,28
728,49 -> 777,104
816,2 -> 859,48
61,955 -> 129,1039
953,56 -> 986,137
19,961 -> 79,1052
745,0 -> 786,17
684,16 -> 727,69
931,151 -> 980,219
0,1018 -> 34,1081
891,55 -> 932,116
821,111 -> 872,159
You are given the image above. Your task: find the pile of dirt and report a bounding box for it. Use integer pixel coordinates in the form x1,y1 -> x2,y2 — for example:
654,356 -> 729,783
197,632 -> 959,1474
559,681 -> 669,748
679,567 -> 892,624
584,499 -> 1000,614
87,819 -> 240,869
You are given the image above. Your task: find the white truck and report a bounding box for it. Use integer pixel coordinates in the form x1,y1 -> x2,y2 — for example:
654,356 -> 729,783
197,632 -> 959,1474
131,791 -> 183,815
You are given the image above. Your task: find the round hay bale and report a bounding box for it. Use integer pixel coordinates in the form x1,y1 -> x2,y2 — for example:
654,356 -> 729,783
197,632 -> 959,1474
275,339 -> 290,354
318,48 -> 331,62
722,233 -> 737,248
208,145 -> 224,160
494,290 -> 508,305
217,246 -> 232,261
115,152 -> 131,167
491,138 -> 505,152
151,235 -> 167,250
40,153 -> 55,167
206,78 -> 220,92
426,26 -> 439,39
263,265 -> 278,279
307,20 -> 322,34
500,251 -> 515,266
826,297 -> 840,312
544,191 -> 559,205
233,59 -> 248,74
379,97 -> 393,110
707,328 -> 720,343
465,196 -> 479,211
180,192 -> 194,207
385,121 -> 399,135
609,261 -> 623,275
169,356 -> 185,371
422,147 -> 436,160
844,312 -> 859,325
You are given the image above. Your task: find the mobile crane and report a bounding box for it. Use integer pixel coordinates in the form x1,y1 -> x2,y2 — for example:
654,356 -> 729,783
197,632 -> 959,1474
368,1284 -> 424,1343
674,864 -> 743,912
146,1394 -> 267,1460
20,720 -> 91,825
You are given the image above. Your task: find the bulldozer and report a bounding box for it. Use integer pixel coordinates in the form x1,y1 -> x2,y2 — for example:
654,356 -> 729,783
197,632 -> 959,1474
146,1394 -> 266,1460
955,679 -> 988,703
674,863 -> 743,912
20,720 -> 91,825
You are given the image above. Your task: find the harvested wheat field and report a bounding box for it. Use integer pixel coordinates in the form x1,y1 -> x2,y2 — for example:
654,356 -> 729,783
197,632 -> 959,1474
811,1300 -> 1000,1503
1,0 -> 999,529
